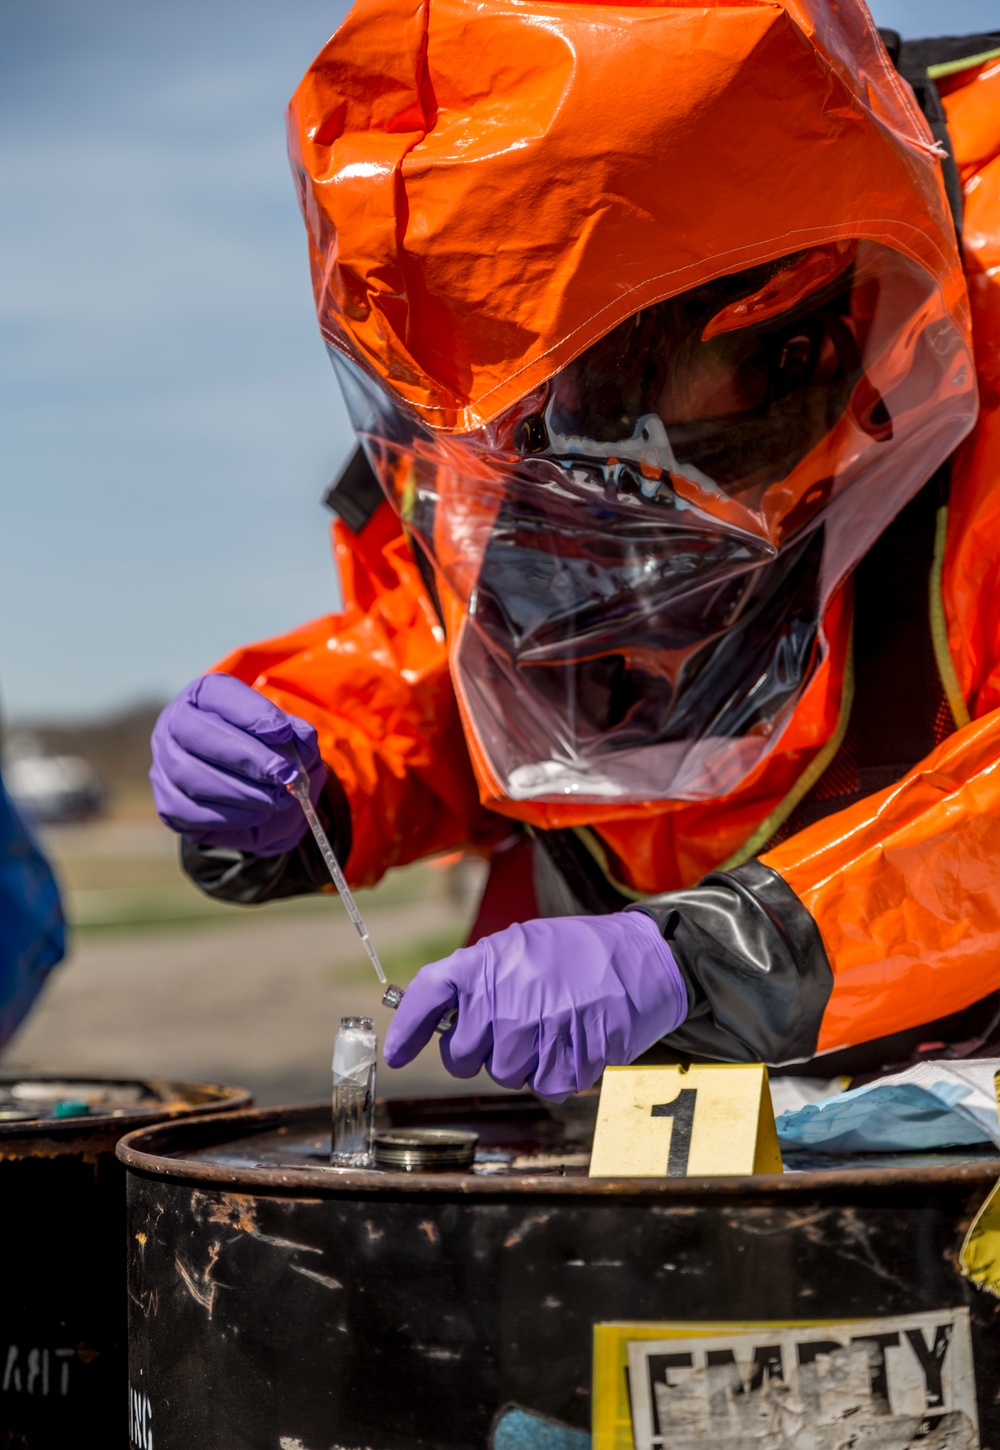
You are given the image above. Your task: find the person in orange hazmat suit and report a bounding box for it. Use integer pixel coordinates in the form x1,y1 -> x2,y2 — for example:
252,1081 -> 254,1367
149,5 -> 1000,1096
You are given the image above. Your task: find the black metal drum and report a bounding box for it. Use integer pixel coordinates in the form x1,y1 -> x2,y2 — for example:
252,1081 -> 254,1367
119,1094 -> 1000,1450
0,1073 -> 249,1449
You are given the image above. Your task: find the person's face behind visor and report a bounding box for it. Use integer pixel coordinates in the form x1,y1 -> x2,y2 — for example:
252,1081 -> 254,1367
533,242 -> 869,498
334,240 -> 975,804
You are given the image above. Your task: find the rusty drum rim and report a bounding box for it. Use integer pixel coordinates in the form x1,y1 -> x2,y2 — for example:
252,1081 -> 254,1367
115,1097 -> 1000,1201
0,1074 -> 251,1142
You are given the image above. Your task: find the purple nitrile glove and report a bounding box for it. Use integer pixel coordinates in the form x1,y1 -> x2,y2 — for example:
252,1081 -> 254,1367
383,910 -> 688,1101
150,674 -> 325,856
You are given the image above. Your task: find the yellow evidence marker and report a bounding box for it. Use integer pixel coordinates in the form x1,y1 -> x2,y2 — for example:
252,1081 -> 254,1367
588,1064 -> 782,1178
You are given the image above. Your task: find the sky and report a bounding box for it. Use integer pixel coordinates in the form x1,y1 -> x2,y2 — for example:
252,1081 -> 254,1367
2,0 -> 998,721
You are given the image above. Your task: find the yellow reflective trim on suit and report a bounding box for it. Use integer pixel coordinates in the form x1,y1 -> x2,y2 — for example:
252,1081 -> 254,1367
573,826 -> 646,902
724,506 -> 966,869
927,46 -> 1000,80
717,631 -> 856,872
930,505 -> 972,730
398,463 -> 417,525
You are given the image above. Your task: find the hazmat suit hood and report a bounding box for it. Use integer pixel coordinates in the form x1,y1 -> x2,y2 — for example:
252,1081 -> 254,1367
288,0 -> 976,808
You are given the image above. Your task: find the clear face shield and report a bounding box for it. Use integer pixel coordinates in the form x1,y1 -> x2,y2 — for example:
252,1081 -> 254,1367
332,241 -> 976,804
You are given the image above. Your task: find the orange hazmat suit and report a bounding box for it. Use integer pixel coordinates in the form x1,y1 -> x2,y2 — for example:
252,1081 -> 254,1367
196,5 -> 1000,1073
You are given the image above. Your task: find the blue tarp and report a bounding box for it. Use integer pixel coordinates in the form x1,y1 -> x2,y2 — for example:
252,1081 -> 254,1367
0,773 -> 65,1046
491,1406 -> 590,1450
776,1060 -> 1000,1154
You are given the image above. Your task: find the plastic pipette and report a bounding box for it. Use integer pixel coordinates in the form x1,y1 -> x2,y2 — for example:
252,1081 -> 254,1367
286,761 -> 455,1033
286,763 -> 386,986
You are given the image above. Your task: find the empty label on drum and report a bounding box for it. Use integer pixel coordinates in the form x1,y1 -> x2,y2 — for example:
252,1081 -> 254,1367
593,1311 -> 978,1450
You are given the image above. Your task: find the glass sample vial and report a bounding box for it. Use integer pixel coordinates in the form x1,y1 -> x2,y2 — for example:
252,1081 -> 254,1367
331,1016 -> 377,1167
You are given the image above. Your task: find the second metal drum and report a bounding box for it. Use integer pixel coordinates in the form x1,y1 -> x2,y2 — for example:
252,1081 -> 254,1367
0,1073 -> 249,1448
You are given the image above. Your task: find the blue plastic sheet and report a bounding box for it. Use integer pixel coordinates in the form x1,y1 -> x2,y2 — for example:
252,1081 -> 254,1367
776,1061 -> 1000,1155
0,773 -> 65,1046
491,1406 -> 591,1450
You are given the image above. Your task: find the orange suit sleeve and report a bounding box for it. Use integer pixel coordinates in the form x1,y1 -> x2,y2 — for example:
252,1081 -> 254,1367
762,708 -> 1000,1054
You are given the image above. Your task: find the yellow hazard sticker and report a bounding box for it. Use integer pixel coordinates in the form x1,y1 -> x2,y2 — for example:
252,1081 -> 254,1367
592,1312 -> 978,1450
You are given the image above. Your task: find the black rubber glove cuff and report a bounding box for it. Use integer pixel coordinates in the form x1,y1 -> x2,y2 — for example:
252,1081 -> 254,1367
180,768 -> 353,905
628,859 -> 833,1066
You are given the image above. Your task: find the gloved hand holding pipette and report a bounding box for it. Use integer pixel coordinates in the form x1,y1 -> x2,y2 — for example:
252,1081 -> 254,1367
151,673 -> 449,1029
150,674 -> 327,856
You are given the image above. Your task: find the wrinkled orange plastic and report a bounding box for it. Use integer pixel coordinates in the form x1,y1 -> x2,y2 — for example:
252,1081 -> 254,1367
287,0 -> 967,431
216,14 -> 1000,1054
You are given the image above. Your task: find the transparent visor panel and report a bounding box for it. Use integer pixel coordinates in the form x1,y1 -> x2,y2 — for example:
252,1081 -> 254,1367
331,241 -> 976,803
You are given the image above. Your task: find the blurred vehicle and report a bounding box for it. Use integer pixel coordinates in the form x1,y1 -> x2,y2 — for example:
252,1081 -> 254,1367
5,733 -> 105,825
